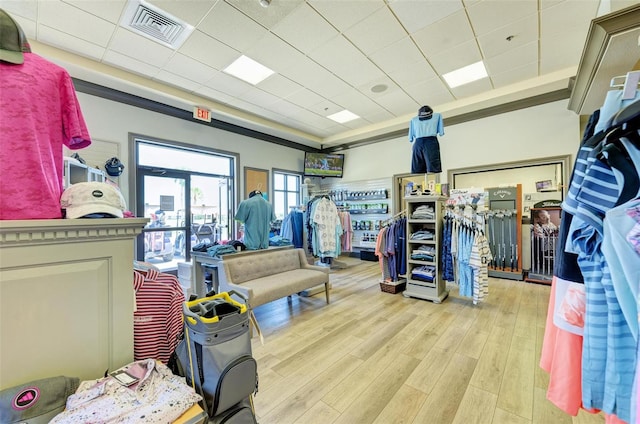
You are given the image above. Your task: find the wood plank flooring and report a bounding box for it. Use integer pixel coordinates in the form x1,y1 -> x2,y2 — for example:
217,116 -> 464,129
250,258 -> 605,424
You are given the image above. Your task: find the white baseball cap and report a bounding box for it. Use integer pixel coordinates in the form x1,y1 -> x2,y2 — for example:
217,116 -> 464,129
60,182 -> 126,219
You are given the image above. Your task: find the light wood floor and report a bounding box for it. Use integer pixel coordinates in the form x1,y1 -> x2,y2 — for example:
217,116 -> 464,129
250,258 -> 605,424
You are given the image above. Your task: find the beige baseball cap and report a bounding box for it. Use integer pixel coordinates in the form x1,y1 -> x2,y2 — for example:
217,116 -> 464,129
60,182 -> 127,219
0,8 -> 31,65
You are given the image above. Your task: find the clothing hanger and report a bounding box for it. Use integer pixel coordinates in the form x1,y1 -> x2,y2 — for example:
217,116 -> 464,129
609,71 -> 640,100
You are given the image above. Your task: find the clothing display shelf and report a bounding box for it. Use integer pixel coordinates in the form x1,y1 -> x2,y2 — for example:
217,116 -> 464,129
63,156 -> 106,189
404,195 -> 448,303
320,177 -> 393,252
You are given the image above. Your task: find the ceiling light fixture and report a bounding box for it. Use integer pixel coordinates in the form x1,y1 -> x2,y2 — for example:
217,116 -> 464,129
371,84 -> 388,93
327,110 -> 359,124
442,61 -> 488,88
223,55 -> 275,85
259,0 -> 271,7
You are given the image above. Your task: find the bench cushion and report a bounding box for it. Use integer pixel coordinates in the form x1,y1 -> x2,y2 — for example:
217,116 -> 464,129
239,269 -> 328,307
224,250 -> 301,284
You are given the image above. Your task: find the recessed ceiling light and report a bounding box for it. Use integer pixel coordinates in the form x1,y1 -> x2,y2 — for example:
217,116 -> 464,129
442,61 -> 488,88
371,84 -> 388,93
327,110 -> 359,124
223,55 -> 275,85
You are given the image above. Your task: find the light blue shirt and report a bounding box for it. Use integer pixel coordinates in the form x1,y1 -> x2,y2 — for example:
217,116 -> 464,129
408,113 -> 444,141
235,195 -> 276,250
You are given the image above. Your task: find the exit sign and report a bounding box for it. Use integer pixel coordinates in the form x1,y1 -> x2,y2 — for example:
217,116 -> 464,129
193,106 -> 211,122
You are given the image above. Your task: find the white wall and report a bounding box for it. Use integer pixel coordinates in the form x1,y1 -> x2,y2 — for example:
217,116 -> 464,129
75,93 -> 305,205
340,100 -> 580,183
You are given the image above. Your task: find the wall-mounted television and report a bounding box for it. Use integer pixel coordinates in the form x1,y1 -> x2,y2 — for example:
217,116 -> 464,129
304,152 -> 344,178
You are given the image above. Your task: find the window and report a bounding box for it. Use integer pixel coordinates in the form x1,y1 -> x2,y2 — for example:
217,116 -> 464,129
131,135 -> 237,271
273,170 -> 301,219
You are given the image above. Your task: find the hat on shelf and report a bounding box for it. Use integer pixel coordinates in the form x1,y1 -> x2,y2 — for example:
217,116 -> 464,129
60,182 -> 126,219
418,105 -> 433,121
0,9 -> 31,65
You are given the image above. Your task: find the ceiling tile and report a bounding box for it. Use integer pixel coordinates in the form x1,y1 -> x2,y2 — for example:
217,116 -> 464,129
484,41 -> 538,75
389,0 -> 464,34
369,37 -> 425,74
285,88 -> 326,109
477,14 -> 537,59
154,70 -> 202,92
103,50 -> 161,78
374,89 -> 420,116
387,59 -> 438,87
193,85 -> 236,105
225,0 -> 304,29
38,0 -> 115,47
344,6 -> 407,55
308,0 -> 385,32
198,1 -> 268,52
258,74 -> 303,99
330,89 -> 391,117
539,28 -> 586,74
244,32 -> 307,74
540,0 -> 599,36
412,10 -> 474,58
203,70 -> 253,98
163,53 -> 218,84
308,35 -> 384,87
241,87 -> 282,107
364,109 -> 396,124
109,27 -> 174,67
308,99 -> 343,117
491,62 -> 538,88
37,24 -> 106,60
404,77 -> 455,107
271,3 -> 338,53
466,0 -> 537,36
178,30 -> 240,71
357,76 -> 400,99
449,76 -> 493,98
280,56 -> 352,98
63,0 -> 126,23
428,39 -> 483,75
1,0 -> 38,21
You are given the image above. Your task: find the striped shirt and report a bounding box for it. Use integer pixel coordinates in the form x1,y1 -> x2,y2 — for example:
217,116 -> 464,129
133,269 -> 184,364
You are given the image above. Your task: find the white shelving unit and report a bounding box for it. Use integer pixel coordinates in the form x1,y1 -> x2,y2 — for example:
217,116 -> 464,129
404,195 -> 448,303
63,157 -> 106,189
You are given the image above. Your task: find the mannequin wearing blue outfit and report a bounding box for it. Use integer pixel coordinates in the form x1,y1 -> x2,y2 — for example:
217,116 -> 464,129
408,105 -> 444,173
235,190 -> 276,250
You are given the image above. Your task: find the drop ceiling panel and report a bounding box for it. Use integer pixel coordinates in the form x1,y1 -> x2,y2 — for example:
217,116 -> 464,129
484,41 -> 538,75
259,74 -> 303,99
389,0 -> 463,34
373,89 -> 420,116
37,25 -> 106,61
477,15 -> 538,59
198,1 -> 268,52
155,70 -> 202,92
428,39 -> 483,75
226,0 -> 304,29
466,0 -> 537,36
244,32 -> 307,74
109,27 -> 174,67
103,50 -> 161,78
64,0 -> 126,23
272,3 -> 338,53
309,0 -> 385,33
540,28 -> 587,74
412,10 -> 475,58
38,0 -> 115,47
203,71 -> 253,98
330,89 -> 391,117
387,60 -> 438,87
178,31 -> 240,71
309,35 -> 384,87
344,6 -> 407,55
405,78 -> 456,106
285,88 -> 326,109
239,87 -> 282,108
491,62 -> 538,88
449,77 -> 494,98
540,0 -> 600,36
369,37 -> 425,74
163,53 -> 218,84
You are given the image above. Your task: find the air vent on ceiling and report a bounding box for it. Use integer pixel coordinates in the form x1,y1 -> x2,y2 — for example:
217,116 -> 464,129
121,0 -> 193,49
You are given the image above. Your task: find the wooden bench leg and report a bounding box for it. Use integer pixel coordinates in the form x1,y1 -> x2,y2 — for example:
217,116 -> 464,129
325,282 -> 330,304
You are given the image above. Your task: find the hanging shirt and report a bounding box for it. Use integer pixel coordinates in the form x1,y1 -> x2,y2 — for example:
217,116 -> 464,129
235,195 -> 276,250
408,113 -> 444,141
0,53 -> 92,219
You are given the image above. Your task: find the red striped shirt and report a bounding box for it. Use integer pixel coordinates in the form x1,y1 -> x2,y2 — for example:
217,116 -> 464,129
133,269 -> 184,364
